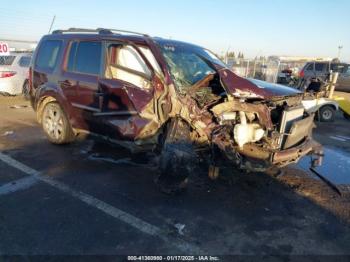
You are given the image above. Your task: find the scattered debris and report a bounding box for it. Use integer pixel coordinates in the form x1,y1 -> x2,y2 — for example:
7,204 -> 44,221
9,105 -> 28,109
2,131 -> 14,136
329,136 -> 347,142
174,223 -> 186,235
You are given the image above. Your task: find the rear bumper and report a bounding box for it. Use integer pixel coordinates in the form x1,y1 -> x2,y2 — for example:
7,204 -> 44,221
0,79 -> 20,95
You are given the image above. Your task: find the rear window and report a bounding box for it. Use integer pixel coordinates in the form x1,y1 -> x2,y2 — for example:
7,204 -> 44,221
19,56 -> 32,67
66,41 -> 101,75
0,56 -> 16,66
36,40 -> 62,70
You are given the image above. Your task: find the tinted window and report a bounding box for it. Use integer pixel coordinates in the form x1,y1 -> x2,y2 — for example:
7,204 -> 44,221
306,63 -> 314,71
315,63 -> 325,71
36,40 -> 62,70
19,56 -> 32,67
67,42 -> 78,72
68,41 -> 101,75
0,56 -> 16,65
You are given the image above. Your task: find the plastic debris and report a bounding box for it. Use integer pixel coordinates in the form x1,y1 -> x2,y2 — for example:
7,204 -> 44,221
2,131 -> 14,136
174,223 -> 185,235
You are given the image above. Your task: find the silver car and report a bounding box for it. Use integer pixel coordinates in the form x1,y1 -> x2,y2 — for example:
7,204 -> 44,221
299,61 -> 350,92
0,52 -> 32,96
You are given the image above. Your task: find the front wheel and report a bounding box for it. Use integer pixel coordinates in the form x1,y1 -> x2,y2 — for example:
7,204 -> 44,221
156,118 -> 194,194
42,102 -> 75,144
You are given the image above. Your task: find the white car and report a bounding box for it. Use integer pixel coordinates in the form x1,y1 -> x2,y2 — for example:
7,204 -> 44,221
0,52 -> 32,96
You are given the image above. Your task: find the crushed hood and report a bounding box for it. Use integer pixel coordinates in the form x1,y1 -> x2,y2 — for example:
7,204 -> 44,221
218,68 -> 302,99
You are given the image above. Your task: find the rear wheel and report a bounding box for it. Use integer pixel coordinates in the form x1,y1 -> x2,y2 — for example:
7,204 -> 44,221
318,105 -> 335,122
42,102 -> 75,144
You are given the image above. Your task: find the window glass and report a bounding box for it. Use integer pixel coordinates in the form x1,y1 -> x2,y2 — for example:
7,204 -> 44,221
117,46 -> 150,76
0,56 -> 16,65
305,63 -> 314,71
36,40 -> 62,69
66,42 -> 78,72
19,56 -> 32,67
331,63 -> 346,73
315,63 -> 325,72
345,66 -> 350,75
73,41 -> 101,75
139,47 -> 161,74
106,44 -> 152,90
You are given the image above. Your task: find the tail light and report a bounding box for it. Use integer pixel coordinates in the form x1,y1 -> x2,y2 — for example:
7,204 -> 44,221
299,69 -> 305,78
0,71 -> 17,78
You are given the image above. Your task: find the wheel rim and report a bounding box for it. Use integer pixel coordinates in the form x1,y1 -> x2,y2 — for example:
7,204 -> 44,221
322,109 -> 332,120
43,105 -> 64,140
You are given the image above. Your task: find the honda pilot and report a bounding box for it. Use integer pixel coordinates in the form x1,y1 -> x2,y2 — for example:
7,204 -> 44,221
29,28 -> 323,192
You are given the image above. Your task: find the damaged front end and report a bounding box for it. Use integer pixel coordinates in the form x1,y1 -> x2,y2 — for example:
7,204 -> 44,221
209,95 -> 323,171
154,40 -> 323,172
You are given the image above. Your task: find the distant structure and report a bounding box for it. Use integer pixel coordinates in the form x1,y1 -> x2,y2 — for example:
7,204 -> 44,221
268,56 -> 333,62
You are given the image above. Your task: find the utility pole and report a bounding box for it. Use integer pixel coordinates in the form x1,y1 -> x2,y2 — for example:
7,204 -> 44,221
337,45 -> 343,60
48,15 -> 56,34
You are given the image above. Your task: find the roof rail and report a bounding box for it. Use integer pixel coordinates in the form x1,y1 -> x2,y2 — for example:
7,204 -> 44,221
52,27 -> 149,37
96,28 -> 149,37
52,28 -> 109,34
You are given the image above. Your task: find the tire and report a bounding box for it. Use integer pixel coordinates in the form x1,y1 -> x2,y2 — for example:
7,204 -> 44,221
41,102 -> 75,144
22,80 -> 30,100
318,105 -> 335,122
155,118 -> 194,194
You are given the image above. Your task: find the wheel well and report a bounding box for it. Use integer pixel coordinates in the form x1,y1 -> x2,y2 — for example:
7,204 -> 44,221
36,96 -> 57,123
320,104 -> 337,111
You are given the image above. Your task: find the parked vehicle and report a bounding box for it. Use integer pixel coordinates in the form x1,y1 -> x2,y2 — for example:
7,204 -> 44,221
29,28 -> 323,192
277,69 -> 293,84
0,52 -> 32,97
299,61 -> 350,92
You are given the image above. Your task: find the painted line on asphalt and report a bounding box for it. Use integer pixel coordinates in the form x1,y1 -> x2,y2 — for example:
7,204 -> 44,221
0,152 -> 203,254
0,176 -> 39,196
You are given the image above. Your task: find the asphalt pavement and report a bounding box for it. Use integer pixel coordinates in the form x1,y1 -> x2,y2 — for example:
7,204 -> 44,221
1,96 -> 350,257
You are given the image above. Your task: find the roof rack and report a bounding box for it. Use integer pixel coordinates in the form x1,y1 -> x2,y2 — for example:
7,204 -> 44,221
97,28 -> 149,37
52,27 -> 149,37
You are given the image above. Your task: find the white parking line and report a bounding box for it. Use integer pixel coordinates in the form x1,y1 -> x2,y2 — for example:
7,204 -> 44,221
0,152 -> 202,254
0,176 -> 38,196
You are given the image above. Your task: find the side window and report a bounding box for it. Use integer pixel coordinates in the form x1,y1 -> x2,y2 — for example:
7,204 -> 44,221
315,63 -> 325,72
105,44 -> 152,90
66,41 -> 101,75
18,56 -> 32,67
117,46 -> 151,76
306,63 -> 314,71
36,40 -> 62,70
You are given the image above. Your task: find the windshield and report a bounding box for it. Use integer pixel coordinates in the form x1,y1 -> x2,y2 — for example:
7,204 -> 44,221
156,39 -> 227,93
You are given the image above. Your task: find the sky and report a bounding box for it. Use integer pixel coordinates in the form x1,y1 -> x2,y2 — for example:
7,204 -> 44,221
0,0 -> 349,61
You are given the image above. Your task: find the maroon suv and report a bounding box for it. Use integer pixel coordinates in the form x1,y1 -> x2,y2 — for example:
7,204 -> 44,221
29,28 -> 323,192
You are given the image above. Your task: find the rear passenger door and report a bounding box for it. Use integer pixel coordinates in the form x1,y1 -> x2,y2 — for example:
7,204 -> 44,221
62,40 -> 103,131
